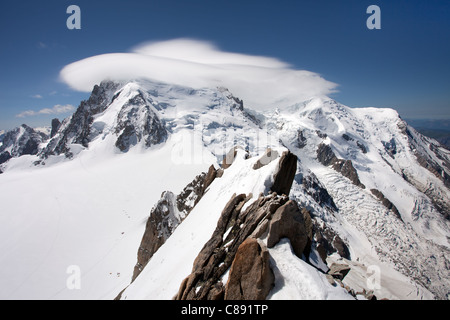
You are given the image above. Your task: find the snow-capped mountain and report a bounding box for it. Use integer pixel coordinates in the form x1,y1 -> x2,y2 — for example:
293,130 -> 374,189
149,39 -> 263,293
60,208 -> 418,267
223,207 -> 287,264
0,124 -> 48,171
0,79 -> 448,300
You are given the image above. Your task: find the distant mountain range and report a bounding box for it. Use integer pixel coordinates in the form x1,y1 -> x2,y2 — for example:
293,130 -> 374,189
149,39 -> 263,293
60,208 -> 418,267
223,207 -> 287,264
405,119 -> 450,149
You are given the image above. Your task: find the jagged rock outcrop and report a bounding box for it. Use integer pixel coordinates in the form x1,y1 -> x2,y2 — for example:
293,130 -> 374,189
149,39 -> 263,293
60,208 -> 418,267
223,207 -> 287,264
132,166 -> 217,281
271,151 -> 297,196
266,200 -> 311,259
302,173 -> 338,210
41,81 -> 121,158
224,238 -> 274,300
0,124 -> 48,166
382,138 -> 397,159
342,133 -> 367,154
174,189 -> 314,300
356,140 -> 367,153
0,151 -> 12,167
316,143 -> 365,189
172,148 -> 318,300
327,263 -> 351,281
297,130 -> 307,149
175,193 -> 312,300
50,118 -> 61,138
40,81 -> 168,158
174,192 -> 288,300
370,189 -> 402,221
114,92 -> 168,152
313,220 -> 351,263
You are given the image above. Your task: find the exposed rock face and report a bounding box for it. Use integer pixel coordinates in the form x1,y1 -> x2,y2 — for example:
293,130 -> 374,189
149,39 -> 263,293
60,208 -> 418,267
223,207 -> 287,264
271,151 -> 297,196
171,147 -> 318,301
132,168 -> 217,281
0,124 -> 48,165
133,191 -> 178,281
0,151 -> 12,167
175,190 -> 313,300
313,220 -> 351,263
41,81 -> 121,158
370,189 -> 402,221
174,192 -> 287,300
266,200 -> 311,259
202,165 -> 217,196
224,238 -> 274,300
356,140 -> 367,154
328,263 -> 351,280
114,92 -> 168,152
50,118 -> 61,138
316,143 -> 365,189
316,143 -> 337,167
382,138 -> 398,159
297,130 -> 307,149
302,173 -> 338,210
334,160 -> 365,189
41,81 -> 168,157
342,133 -> 367,154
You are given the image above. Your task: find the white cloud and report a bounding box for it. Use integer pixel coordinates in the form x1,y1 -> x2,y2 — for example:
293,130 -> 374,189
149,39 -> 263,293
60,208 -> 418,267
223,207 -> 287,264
16,104 -> 75,118
31,94 -> 43,99
60,39 -> 338,110
37,42 -> 47,49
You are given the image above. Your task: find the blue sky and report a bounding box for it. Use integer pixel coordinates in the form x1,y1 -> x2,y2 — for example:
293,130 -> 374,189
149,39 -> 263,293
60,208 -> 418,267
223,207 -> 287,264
0,0 -> 449,130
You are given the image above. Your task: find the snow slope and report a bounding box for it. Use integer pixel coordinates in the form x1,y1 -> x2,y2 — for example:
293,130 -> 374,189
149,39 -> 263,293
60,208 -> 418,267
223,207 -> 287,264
0,133 -> 212,299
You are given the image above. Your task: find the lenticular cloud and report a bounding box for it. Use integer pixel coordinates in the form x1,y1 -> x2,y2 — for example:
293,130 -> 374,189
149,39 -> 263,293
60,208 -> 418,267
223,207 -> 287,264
60,38 -> 337,110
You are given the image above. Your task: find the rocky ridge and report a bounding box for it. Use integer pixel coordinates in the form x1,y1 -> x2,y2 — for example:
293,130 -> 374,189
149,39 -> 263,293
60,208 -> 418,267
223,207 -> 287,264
173,149 -> 318,300
132,165 -> 217,282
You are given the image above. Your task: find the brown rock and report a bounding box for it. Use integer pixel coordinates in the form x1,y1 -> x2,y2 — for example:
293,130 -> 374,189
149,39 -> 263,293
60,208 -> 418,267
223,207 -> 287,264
267,200 -> 310,259
271,151 -> 297,196
222,146 -> 241,169
202,164 -> 217,195
328,263 -> 351,280
208,282 -> 225,300
175,192 -> 288,300
370,188 -> 402,221
191,193 -> 247,272
313,221 -> 351,263
132,169 -> 215,282
316,143 -> 365,189
224,238 -> 274,300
